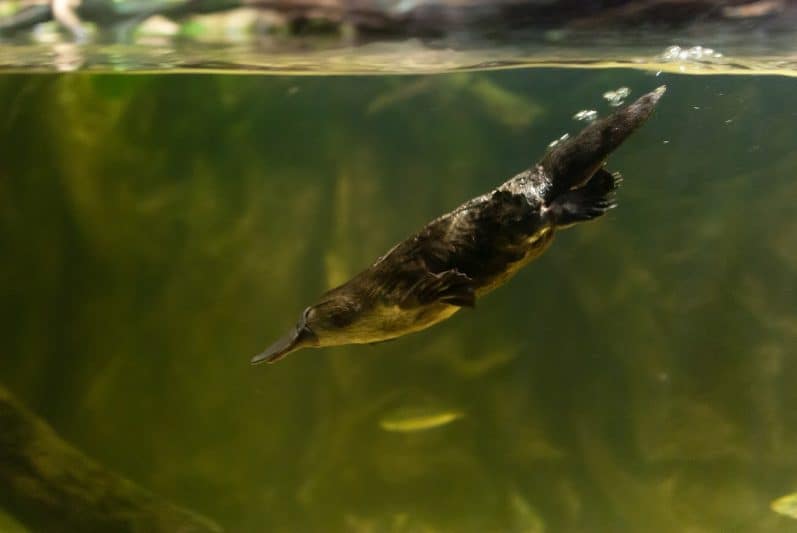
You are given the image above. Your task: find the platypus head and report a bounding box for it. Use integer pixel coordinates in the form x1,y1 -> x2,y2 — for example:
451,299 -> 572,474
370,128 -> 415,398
251,293 -> 360,365
540,86 -> 666,201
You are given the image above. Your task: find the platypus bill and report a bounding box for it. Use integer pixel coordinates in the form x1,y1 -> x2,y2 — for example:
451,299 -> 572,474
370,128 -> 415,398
252,87 -> 666,365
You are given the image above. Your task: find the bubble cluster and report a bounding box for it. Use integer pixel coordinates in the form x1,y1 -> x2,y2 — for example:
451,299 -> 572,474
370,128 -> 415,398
661,45 -> 724,62
573,109 -> 598,122
602,87 -> 630,107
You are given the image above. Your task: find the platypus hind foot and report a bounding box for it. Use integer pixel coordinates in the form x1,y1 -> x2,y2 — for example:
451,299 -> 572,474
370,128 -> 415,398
550,168 -> 622,228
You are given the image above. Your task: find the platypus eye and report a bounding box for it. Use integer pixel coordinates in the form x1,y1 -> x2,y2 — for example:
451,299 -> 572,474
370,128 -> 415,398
297,307 -> 319,345
301,306 -> 315,325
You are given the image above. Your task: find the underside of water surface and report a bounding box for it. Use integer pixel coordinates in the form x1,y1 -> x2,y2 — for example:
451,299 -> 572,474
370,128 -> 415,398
2,0 -> 797,75
2,2 -> 797,533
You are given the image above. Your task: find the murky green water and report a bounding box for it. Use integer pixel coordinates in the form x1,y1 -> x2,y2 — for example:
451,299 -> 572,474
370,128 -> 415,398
1,69 -> 796,532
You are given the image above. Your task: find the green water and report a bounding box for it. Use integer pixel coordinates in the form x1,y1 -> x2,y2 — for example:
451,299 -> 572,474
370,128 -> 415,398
1,69 -> 796,532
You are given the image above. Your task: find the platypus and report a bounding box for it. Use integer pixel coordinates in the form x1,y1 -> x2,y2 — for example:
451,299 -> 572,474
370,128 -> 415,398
252,86 -> 665,365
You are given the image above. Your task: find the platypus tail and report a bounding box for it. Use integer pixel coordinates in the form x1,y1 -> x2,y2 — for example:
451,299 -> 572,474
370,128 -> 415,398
540,86 -> 665,202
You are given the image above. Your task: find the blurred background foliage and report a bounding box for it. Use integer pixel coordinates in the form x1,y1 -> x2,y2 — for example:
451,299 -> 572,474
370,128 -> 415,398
0,69 -> 797,531
3,0 -> 796,43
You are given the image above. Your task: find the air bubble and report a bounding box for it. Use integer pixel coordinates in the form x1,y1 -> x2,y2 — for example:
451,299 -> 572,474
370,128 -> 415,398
573,109 -> 598,122
602,87 -> 630,107
548,133 -> 570,149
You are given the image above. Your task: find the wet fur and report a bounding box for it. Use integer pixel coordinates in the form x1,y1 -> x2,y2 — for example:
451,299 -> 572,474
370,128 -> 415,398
298,164 -> 610,349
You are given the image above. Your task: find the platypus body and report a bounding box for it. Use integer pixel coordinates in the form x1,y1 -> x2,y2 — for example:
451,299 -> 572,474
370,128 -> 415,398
252,87 -> 665,365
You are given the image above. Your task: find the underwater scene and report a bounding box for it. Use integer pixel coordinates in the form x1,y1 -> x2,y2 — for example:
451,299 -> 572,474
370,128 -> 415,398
1,62 -> 797,531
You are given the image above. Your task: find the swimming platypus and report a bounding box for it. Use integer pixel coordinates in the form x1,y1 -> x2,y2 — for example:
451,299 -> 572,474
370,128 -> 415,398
252,86 -> 665,365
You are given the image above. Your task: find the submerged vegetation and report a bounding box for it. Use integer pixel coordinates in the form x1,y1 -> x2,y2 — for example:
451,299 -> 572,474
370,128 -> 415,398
0,386 -> 221,532
0,69 -> 796,531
